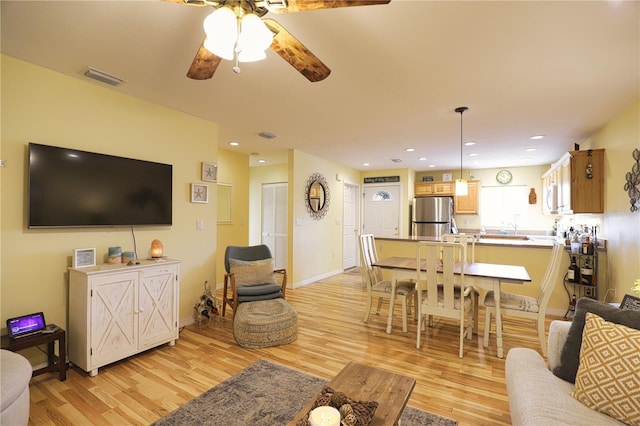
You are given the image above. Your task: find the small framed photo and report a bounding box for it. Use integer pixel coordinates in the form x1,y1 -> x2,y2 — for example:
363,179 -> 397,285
620,293 -> 640,311
202,162 -> 217,182
191,183 -> 209,203
73,248 -> 96,268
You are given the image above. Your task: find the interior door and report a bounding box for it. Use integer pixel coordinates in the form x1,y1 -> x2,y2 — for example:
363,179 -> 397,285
362,184 -> 401,238
262,183 -> 288,270
343,183 -> 360,270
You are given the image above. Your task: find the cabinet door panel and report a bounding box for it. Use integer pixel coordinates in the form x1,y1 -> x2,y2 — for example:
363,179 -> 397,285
138,266 -> 178,349
91,272 -> 138,367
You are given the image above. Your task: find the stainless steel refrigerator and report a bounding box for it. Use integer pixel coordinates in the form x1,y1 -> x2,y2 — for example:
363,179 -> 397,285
412,196 -> 453,238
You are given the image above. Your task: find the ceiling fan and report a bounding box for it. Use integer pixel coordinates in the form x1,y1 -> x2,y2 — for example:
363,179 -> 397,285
165,0 -> 391,82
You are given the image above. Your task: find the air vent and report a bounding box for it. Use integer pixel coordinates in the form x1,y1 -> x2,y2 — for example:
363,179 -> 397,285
258,131 -> 276,139
391,158 -> 403,163
84,67 -> 125,86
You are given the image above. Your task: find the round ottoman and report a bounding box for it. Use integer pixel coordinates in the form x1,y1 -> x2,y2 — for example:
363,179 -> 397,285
233,299 -> 298,348
1,349 -> 31,426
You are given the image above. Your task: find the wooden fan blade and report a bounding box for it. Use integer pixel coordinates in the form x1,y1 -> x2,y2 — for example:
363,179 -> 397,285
266,0 -> 391,14
187,38 -> 223,80
163,0 -> 209,6
263,18 -> 331,82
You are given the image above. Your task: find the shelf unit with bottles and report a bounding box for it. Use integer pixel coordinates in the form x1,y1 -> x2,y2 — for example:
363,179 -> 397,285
563,231 -> 599,319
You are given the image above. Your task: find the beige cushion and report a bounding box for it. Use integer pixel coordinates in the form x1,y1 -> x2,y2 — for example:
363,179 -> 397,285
572,312 -> 640,425
229,258 -> 276,287
371,279 -> 415,295
484,290 -> 539,312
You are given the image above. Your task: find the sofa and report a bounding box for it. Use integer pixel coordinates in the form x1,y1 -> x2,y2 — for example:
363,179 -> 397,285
506,296 -> 640,426
0,349 -> 31,426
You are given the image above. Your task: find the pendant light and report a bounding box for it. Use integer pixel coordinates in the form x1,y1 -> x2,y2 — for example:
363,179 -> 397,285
454,106 -> 469,196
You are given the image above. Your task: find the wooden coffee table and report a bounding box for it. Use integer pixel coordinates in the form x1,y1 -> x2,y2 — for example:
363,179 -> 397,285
289,362 -> 416,426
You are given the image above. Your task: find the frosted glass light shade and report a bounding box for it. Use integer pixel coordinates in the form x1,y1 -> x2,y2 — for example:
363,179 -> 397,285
237,13 -> 273,62
455,179 -> 468,196
203,7 -> 237,60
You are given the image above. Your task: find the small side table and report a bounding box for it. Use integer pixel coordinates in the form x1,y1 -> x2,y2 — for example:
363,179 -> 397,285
1,328 -> 67,381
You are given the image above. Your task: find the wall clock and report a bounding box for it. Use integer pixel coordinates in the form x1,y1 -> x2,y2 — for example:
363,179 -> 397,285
496,169 -> 512,184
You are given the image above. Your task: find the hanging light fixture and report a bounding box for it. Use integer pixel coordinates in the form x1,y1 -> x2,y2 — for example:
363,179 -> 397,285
454,106 -> 469,196
202,5 -> 273,65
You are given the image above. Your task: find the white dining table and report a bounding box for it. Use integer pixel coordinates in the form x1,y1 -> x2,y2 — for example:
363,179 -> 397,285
372,257 -> 532,358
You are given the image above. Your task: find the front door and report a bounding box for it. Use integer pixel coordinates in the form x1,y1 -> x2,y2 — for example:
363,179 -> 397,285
362,184 -> 401,238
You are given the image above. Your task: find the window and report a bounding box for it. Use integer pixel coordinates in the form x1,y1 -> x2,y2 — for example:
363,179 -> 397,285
372,191 -> 392,201
480,185 -> 529,230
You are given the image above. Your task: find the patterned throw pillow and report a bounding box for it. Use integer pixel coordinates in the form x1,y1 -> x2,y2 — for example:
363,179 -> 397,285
229,258 -> 276,286
553,297 -> 640,383
572,312 -> 640,425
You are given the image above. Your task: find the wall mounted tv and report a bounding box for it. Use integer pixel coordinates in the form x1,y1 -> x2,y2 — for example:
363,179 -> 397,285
28,143 -> 172,228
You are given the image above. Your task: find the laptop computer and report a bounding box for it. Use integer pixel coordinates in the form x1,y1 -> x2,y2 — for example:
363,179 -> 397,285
6,312 -> 47,339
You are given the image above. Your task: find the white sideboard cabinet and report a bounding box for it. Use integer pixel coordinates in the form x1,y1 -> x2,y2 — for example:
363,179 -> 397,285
68,259 -> 180,376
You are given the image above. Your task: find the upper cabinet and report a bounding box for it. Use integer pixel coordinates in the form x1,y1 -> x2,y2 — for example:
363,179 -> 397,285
454,180 -> 479,214
542,149 -> 604,215
415,181 -> 454,197
415,180 -> 479,214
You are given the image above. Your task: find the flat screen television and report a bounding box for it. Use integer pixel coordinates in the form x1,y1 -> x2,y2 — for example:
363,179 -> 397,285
28,143 -> 172,228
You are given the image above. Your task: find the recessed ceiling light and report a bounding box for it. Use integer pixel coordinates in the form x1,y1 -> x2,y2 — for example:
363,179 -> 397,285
464,141 -> 476,146
468,153 -> 479,157
419,157 -> 427,161
428,164 -> 436,168
530,135 -> 545,140
257,159 -> 267,164
362,162 -> 370,167
405,148 -> 415,152
525,148 -> 537,152
229,141 -> 239,146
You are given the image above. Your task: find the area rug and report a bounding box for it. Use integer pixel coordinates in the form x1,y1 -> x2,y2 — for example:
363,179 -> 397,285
152,359 -> 457,426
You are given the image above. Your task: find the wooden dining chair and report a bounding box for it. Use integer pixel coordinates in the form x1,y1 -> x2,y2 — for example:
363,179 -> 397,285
483,240 -> 564,356
416,241 -> 475,358
442,233 -> 476,263
359,234 -> 416,333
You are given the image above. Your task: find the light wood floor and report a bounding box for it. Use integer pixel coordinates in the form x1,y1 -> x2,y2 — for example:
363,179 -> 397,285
27,271 -> 564,425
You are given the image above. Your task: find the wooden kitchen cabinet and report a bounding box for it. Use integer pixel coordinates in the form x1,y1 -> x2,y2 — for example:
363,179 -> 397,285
542,149 -> 604,214
68,260 -> 180,376
415,181 -> 454,196
454,180 -> 479,214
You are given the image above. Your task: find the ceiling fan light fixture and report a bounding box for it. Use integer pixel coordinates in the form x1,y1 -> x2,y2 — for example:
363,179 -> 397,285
238,13 -> 273,60
203,7 -> 237,60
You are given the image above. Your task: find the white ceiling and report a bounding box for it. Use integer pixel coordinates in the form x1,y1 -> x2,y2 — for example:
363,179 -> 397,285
2,0 -> 638,171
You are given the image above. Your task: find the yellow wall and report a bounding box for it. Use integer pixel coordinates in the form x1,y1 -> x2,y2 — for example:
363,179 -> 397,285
587,99 -> 640,301
215,149 -> 250,287
1,56 -> 218,343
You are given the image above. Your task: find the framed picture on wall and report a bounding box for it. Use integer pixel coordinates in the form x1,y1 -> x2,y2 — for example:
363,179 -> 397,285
73,248 -> 96,268
191,183 -> 209,203
202,162 -> 217,182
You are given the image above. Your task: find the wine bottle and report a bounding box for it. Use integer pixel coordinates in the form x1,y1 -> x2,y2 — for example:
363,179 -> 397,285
567,257 -> 579,283
581,257 -> 594,286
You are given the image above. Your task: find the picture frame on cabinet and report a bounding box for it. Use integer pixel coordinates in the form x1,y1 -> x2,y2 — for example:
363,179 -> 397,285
191,183 -> 209,203
201,162 -> 217,182
73,248 -> 96,268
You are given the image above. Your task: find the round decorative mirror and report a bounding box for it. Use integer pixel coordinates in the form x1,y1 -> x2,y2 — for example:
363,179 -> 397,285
305,172 -> 330,220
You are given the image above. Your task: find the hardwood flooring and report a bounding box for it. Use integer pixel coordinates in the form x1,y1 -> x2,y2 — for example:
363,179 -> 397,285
27,272 -> 564,425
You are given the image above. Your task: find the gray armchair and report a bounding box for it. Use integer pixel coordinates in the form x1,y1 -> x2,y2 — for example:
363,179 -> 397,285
222,245 -> 287,317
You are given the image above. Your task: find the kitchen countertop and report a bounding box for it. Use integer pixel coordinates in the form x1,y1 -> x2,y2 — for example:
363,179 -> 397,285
376,235 -> 606,250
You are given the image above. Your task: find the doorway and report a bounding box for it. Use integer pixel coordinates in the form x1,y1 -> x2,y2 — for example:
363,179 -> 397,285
362,184 -> 401,238
343,182 -> 360,270
261,182 -> 287,270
